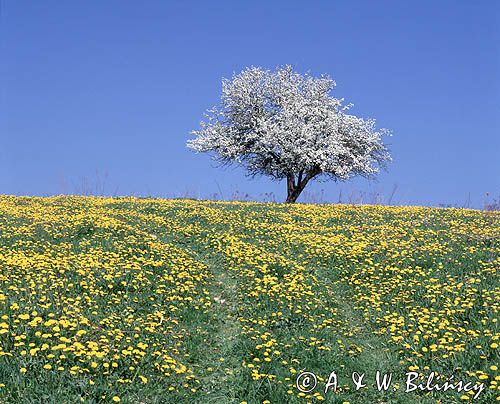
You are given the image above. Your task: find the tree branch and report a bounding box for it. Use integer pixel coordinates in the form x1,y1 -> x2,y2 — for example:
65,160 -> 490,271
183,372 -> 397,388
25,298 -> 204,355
297,170 -> 303,187
299,166 -> 321,189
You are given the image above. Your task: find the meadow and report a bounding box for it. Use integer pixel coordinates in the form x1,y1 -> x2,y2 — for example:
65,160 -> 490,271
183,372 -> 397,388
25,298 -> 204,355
0,196 -> 498,403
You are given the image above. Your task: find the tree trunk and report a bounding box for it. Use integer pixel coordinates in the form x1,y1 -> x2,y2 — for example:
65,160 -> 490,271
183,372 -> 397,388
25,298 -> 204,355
286,185 -> 301,203
286,175 -> 298,203
285,168 -> 320,203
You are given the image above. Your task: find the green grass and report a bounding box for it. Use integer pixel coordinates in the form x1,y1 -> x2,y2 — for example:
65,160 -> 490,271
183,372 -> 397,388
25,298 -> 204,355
0,196 -> 498,403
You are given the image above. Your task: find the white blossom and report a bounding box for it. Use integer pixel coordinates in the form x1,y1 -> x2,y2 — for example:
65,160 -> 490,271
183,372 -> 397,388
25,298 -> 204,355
188,65 -> 391,202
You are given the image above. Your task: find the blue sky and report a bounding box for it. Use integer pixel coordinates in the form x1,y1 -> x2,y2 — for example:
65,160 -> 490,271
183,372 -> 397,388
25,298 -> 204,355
1,0 -> 499,207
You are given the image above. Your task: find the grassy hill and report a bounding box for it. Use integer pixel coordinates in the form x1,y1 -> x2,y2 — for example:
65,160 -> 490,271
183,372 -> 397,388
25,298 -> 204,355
0,196 -> 498,403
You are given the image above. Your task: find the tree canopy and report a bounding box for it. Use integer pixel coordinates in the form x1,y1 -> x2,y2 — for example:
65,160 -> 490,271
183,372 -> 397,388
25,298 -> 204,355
188,65 -> 391,203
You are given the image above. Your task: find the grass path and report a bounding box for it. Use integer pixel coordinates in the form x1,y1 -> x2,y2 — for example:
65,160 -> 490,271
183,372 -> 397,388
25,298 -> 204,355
122,209 -> 248,403
186,254 -> 245,403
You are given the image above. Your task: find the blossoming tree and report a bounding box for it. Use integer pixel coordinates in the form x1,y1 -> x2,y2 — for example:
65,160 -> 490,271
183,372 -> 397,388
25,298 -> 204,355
188,65 -> 391,203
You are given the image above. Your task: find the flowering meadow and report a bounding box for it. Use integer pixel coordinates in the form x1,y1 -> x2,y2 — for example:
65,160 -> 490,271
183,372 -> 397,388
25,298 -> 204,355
0,196 -> 498,403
